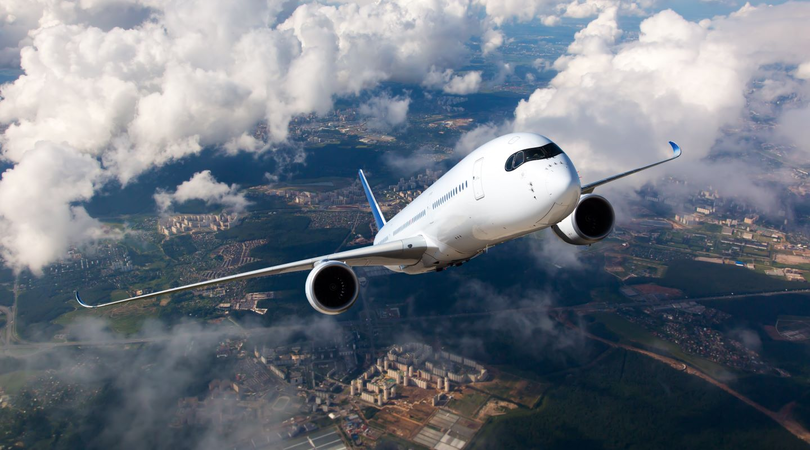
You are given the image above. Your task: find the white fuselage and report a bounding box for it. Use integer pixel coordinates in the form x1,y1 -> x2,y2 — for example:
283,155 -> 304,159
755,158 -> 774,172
373,133 -> 581,273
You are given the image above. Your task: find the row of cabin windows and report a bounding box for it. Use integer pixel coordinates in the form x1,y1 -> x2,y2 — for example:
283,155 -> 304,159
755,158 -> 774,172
393,209 -> 427,236
504,142 -> 564,172
433,180 -> 469,209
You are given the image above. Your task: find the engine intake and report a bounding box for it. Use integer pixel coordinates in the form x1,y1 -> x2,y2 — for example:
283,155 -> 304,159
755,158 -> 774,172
305,261 -> 359,315
551,194 -> 615,245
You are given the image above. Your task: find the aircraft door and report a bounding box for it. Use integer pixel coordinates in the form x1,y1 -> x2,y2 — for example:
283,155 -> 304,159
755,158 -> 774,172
473,158 -> 485,200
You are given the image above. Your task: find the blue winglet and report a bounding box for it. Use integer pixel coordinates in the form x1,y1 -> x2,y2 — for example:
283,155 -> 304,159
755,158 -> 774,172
669,141 -> 682,158
358,169 -> 386,231
74,291 -> 95,308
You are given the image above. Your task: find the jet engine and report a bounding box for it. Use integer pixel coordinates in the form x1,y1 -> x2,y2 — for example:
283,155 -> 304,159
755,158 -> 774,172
305,261 -> 359,315
551,194 -> 615,245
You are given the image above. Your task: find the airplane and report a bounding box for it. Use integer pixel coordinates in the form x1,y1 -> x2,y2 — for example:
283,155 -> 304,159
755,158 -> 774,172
76,133 -> 681,315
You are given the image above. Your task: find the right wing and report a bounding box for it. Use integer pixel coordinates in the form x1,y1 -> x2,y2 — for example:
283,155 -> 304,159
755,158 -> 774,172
75,236 -> 426,309
581,141 -> 681,194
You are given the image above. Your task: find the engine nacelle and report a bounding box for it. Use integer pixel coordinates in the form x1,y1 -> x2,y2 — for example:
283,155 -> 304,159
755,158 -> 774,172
305,261 -> 359,315
551,194 -> 615,245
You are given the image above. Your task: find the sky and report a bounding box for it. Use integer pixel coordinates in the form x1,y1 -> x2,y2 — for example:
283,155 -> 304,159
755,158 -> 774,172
0,0 -> 809,274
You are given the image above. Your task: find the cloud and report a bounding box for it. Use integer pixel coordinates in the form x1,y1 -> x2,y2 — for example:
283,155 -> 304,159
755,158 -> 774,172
779,107 -> 810,155
0,142 -> 112,275
728,327 -> 762,353
2,0 -> 786,276
507,3 -> 810,208
359,93 -> 411,131
453,122 -> 508,156
154,171 -> 250,214
443,71 -> 483,95
423,67 -> 483,95
383,146 -> 439,175
475,0 -> 650,25
0,0 -> 525,273
489,61 -> 514,87
0,0 -> 154,68
526,231 -> 587,272
3,315 -> 345,449
452,278 -> 588,356
481,26 -> 505,54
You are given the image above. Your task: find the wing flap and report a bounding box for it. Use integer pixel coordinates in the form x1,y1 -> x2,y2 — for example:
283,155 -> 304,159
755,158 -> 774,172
76,236 -> 426,309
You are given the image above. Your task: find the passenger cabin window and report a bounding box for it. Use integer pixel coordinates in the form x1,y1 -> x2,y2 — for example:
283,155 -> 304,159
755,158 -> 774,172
504,142 -> 564,172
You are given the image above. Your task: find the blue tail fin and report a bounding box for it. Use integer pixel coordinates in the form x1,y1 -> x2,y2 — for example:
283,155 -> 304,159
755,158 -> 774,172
358,169 -> 386,230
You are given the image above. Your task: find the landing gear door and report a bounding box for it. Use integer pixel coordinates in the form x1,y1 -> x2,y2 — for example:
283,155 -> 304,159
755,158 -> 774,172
473,158 -> 485,200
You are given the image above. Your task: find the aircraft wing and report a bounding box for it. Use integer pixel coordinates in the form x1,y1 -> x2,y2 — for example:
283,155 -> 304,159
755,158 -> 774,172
581,141 -> 681,194
75,236 -> 427,309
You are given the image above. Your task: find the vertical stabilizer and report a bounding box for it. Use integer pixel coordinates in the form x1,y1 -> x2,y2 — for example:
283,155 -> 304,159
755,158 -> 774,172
358,169 -> 386,230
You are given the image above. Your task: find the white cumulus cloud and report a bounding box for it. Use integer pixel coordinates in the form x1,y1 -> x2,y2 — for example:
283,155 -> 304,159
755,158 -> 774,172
424,67 -> 484,94
0,0 -> 708,274
0,142 -> 109,275
509,3 -> 810,204
359,93 -> 411,131
0,0 -> 511,273
154,171 -> 250,214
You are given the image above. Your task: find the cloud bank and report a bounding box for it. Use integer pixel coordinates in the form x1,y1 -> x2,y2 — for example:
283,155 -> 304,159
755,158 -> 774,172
0,0 -> 697,274
510,3 -> 810,198
0,0 -> 533,274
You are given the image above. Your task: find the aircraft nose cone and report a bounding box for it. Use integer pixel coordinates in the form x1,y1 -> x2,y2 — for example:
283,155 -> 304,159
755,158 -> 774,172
545,156 -> 580,207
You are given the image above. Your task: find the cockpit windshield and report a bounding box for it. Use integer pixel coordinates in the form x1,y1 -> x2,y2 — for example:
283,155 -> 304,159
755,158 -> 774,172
504,142 -> 564,172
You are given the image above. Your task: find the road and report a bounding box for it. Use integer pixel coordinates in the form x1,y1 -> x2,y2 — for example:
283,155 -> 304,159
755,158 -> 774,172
689,288 -> 810,301
555,313 -> 810,445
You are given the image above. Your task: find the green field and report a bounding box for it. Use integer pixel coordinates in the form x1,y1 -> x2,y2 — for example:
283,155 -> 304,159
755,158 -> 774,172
55,305 -> 157,335
471,350 -> 808,450
216,214 -> 311,242
635,260 -> 804,297
160,234 -> 197,259
250,227 -> 350,264
448,390 -> 490,418
0,371 -> 36,394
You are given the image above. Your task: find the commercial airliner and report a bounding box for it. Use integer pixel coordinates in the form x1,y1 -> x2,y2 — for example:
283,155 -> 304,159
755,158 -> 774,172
76,133 -> 681,314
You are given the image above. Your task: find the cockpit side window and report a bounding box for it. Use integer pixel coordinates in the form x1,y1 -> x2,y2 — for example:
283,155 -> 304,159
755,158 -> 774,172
504,154 -> 514,171
512,151 -> 524,170
504,142 -> 564,172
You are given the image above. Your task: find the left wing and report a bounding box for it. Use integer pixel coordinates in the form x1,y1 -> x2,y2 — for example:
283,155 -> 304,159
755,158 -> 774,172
75,236 -> 426,309
581,141 -> 681,194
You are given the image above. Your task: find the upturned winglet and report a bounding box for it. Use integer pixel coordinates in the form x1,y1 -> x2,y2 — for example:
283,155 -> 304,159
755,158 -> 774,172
669,141 -> 681,158
75,291 -> 95,308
